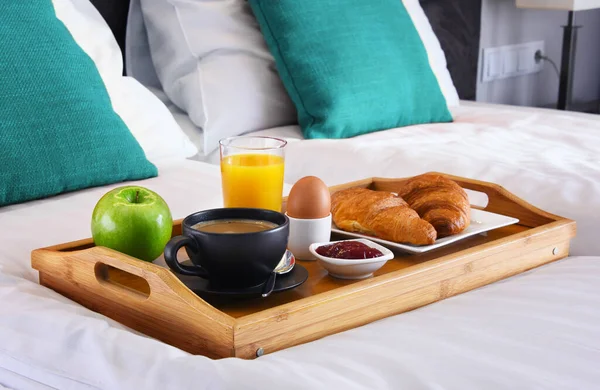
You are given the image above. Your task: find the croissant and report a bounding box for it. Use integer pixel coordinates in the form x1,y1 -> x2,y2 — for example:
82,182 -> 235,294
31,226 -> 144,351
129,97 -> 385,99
395,174 -> 470,237
331,188 -> 437,246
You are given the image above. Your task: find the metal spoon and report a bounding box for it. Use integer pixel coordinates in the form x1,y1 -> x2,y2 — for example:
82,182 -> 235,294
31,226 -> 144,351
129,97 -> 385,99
261,272 -> 277,298
262,250 -> 296,298
274,250 -> 295,275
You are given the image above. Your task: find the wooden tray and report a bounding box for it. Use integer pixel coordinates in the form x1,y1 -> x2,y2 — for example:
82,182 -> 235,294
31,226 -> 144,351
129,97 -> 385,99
31,173 -> 576,359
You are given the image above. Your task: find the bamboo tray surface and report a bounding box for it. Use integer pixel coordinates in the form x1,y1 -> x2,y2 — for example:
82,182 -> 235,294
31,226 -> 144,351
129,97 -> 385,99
31,173 -> 576,359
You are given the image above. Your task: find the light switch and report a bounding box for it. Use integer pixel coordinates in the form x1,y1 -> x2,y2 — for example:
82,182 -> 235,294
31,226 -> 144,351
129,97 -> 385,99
503,50 -> 519,75
518,48 -> 534,71
481,41 -> 544,83
487,51 -> 502,78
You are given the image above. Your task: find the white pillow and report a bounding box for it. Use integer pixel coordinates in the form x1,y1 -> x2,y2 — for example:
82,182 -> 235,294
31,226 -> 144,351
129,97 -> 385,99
403,0 -> 460,107
52,0 -> 198,163
138,0 -> 297,155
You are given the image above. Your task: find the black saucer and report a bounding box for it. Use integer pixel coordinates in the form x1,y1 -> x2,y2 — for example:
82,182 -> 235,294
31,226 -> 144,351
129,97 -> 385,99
175,261 -> 308,298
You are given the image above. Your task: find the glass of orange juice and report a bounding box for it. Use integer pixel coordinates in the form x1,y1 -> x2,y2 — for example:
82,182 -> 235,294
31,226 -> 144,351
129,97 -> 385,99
219,136 -> 287,212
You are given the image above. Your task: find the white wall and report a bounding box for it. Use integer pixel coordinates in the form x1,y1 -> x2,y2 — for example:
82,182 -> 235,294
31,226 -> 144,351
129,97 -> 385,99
477,0 -> 600,107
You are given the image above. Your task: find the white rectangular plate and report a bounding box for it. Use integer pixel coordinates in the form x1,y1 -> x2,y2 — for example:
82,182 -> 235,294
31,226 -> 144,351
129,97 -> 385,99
331,209 -> 519,254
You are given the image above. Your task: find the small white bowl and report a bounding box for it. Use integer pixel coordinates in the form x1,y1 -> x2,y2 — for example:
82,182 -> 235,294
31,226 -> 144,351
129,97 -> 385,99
309,239 -> 394,280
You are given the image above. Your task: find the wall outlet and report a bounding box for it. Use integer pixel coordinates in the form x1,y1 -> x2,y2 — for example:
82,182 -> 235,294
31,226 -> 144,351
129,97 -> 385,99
481,41 -> 545,83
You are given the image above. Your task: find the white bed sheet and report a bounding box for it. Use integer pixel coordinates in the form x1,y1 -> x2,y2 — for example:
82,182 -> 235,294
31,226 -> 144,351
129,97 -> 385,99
182,101 -> 600,256
1,159 -> 600,389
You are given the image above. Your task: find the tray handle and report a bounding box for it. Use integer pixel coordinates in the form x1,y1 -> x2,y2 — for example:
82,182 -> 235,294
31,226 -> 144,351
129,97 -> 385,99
32,246 -> 235,325
93,255 -> 153,300
32,246 -> 236,358
372,173 -> 560,227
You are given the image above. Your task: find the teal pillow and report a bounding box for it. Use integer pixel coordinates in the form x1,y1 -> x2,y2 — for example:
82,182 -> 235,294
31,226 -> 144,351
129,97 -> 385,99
249,0 -> 453,139
0,1 -> 157,207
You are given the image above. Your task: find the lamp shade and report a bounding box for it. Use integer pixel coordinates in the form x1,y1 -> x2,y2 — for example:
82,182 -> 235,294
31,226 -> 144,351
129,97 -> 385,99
516,0 -> 600,10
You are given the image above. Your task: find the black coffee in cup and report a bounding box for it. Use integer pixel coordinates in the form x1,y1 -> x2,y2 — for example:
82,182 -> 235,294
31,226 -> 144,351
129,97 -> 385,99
191,219 -> 277,234
164,208 -> 289,289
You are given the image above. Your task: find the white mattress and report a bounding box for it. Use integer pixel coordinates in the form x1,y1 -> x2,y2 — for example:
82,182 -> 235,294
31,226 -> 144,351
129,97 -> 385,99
1,159 -> 600,389
179,101 -> 600,256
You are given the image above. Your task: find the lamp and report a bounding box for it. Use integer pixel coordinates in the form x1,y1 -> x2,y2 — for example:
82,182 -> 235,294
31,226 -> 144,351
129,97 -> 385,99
516,0 -> 600,110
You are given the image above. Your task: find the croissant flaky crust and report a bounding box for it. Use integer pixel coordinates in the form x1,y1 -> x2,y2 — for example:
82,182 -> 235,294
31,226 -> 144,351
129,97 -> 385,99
331,188 -> 437,246
395,174 -> 470,237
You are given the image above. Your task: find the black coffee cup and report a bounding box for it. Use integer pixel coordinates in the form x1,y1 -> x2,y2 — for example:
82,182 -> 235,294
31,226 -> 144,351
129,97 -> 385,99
164,208 -> 289,289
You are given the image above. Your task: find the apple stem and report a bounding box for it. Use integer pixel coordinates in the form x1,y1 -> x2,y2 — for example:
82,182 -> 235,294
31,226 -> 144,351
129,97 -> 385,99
135,190 -> 139,204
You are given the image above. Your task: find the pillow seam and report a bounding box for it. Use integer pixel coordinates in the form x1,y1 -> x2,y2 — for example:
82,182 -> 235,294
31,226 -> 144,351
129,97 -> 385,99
253,2 -> 315,131
168,0 -> 209,129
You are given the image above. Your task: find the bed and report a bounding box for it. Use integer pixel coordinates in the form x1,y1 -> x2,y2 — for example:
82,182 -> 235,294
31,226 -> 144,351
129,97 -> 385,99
2,160 -> 600,389
1,1 -> 600,389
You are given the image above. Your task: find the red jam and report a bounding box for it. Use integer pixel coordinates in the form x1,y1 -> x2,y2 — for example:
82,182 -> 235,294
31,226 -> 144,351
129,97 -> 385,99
316,241 -> 384,260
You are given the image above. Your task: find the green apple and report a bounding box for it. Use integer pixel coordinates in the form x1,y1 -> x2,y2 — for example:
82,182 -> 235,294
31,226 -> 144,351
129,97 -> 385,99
91,186 -> 173,262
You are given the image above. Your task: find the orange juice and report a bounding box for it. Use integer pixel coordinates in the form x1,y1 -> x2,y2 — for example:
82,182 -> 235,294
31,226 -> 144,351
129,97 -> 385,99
221,153 -> 285,212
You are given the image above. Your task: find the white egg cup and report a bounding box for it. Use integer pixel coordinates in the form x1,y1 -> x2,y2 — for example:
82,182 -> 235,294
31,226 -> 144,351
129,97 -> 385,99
286,213 -> 332,261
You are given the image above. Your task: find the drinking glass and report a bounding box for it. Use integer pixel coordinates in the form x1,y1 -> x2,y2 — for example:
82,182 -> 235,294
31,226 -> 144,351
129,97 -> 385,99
219,136 -> 287,212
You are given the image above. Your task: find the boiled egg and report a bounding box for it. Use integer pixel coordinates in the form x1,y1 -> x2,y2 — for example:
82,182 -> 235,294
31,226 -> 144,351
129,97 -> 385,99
286,176 -> 331,219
